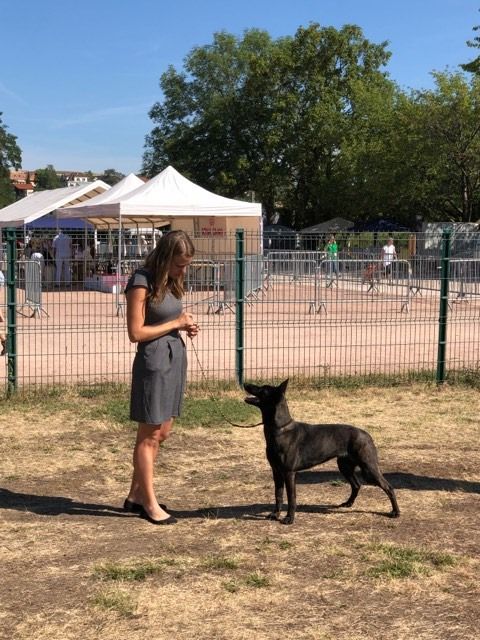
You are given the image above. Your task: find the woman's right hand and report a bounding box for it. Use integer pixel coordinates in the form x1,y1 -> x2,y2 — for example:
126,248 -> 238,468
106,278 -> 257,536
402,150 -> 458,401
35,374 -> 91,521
177,311 -> 195,331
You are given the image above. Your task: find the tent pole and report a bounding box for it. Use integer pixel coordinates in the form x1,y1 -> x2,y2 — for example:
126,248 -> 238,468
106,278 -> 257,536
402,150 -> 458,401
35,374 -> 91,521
116,214 -> 122,316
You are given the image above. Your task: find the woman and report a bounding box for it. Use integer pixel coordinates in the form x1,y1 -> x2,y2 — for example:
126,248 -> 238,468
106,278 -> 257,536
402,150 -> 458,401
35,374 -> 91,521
124,230 -> 199,524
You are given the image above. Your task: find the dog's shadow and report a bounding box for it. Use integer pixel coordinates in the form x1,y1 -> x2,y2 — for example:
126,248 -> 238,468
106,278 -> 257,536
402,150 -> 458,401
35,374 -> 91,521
1,470 -> 478,522
296,470 -> 480,494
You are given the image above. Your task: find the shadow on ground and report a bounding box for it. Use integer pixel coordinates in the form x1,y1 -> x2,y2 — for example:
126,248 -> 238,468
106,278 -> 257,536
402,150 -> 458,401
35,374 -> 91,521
297,470 -> 480,493
1,468 -> 477,523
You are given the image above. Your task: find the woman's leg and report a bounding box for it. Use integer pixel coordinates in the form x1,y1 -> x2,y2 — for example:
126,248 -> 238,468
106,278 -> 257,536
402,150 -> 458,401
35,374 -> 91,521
128,419 -> 174,520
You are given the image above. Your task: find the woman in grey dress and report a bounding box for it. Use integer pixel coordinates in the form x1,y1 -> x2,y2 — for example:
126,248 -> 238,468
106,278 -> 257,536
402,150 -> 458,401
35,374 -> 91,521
123,231 -> 198,524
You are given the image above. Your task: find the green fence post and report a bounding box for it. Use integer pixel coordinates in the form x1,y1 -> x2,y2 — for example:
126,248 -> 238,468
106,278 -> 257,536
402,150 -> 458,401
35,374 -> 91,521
6,227 -> 17,395
235,229 -> 245,386
436,229 -> 451,384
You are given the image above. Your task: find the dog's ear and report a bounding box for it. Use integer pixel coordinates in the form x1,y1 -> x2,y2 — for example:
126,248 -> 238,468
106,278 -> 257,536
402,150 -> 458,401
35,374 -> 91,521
278,378 -> 289,394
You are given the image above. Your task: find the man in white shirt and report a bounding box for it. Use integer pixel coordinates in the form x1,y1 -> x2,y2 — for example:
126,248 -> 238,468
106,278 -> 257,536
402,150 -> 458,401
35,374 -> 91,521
53,230 -> 72,286
382,237 -> 397,277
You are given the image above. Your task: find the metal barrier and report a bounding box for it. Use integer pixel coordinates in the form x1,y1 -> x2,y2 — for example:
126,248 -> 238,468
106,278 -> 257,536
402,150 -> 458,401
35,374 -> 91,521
449,258 -> 480,303
197,257 -> 266,315
17,260 -> 48,318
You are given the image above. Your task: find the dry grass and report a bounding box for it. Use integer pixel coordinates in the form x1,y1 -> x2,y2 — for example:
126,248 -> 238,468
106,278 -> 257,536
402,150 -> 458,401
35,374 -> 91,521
0,383 -> 479,640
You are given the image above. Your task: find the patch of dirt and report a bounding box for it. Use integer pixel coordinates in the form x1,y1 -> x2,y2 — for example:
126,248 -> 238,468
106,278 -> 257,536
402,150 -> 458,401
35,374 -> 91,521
0,386 -> 479,640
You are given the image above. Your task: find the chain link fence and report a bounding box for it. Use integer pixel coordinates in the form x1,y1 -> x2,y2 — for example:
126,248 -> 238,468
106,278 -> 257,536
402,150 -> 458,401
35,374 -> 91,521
1,228 -> 479,394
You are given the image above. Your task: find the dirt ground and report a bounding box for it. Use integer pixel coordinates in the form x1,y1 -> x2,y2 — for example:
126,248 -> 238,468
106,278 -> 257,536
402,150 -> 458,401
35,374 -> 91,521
0,383 -> 479,640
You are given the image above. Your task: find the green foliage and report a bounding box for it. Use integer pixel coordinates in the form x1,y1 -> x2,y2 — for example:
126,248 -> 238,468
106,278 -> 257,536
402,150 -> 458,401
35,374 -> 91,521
406,73 -> 480,222
461,14 -> 480,75
143,24 -> 393,226
143,23 -> 480,228
100,168 -> 125,186
222,580 -> 240,593
244,572 -> 270,588
177,397 -> 259,428
0,112 -> 22,207
202,555 -> 239,570
92,589 -> 136,617
365,543 -> 457,579
94,558 -> 175,581
35,164 -> 63,190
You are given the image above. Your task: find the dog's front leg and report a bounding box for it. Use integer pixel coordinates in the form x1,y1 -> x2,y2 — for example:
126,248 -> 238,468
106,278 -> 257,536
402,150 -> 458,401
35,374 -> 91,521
267,467 -> 285,520
282,471 -> 297,525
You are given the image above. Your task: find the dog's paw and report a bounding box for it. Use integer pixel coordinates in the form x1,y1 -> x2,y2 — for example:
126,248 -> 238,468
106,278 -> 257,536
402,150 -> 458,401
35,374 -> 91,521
337,500 -> 354,508
390,510 -> 400,518
281,515 -> 294,525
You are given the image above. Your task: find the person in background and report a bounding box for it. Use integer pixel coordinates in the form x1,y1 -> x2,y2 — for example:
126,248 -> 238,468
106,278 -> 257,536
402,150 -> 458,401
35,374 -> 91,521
52,230 -> 72,286
124,230 -> 199,525
138,234 -> 149,257
30,240 -> 45,265
382,237 -> 397,277
325,234 -> 339,281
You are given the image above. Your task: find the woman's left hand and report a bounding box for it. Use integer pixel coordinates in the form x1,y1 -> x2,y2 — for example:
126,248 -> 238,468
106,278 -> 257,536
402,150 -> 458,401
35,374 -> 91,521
186,323 -> 200,338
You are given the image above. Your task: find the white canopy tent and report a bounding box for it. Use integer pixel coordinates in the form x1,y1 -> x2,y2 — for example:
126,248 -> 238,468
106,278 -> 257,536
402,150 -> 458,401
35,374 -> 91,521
60,173 -> 144,213
56,166 -> 262,311
0,180 -> 110,228
56,165 -> 261,229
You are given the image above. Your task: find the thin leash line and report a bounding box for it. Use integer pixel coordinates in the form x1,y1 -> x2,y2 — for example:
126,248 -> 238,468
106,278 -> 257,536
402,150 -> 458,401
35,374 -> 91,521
187,336 -> 263,429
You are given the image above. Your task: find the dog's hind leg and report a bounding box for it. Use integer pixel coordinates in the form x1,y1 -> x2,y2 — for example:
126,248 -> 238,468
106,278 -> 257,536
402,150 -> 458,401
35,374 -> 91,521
336,456 -> 361,508
267,467 -> 285,521
360,463 -> 400,518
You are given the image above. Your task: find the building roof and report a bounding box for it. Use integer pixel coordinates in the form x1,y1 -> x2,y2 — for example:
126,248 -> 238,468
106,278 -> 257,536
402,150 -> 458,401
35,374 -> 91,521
14,183 -> 35,191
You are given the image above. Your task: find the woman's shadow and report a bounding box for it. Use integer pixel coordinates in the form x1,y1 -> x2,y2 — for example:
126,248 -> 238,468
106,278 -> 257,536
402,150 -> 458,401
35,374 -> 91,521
0,488 -> 127,518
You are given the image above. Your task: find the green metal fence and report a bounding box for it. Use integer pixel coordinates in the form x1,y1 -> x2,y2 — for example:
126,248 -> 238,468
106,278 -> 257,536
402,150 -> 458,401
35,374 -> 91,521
1,227 -> 479,395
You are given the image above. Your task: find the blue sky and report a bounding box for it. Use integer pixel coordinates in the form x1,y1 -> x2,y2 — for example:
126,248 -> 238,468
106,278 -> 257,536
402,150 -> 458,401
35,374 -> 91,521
1,0 -> 478,175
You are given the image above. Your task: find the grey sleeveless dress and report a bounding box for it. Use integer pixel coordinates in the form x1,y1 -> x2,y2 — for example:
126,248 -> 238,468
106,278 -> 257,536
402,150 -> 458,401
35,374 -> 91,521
126,269 -> 187,424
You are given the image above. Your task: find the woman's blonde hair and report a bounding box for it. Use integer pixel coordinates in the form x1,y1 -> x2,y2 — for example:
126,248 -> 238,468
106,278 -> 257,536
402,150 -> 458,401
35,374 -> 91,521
144,230 -> 195,302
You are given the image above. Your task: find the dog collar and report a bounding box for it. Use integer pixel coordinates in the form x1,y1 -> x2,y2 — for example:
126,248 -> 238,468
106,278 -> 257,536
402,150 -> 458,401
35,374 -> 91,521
276,419 -> 295,432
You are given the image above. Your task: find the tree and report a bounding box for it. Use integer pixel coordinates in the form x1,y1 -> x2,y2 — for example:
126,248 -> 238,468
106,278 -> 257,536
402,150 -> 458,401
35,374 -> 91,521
0,112 -> 22,208
143,25 -> 393,225
35,165 -> 63,191
407,73 -> 480,222
99,168 -> 125,186
461,13 -> 480,75
276,24 -> 392,227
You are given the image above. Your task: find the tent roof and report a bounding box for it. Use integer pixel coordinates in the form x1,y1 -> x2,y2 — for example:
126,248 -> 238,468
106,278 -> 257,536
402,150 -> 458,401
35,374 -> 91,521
0,181 -> 110,228
299,217 -> 354,234
57,165 -> 261,229
63,173 -> 144,208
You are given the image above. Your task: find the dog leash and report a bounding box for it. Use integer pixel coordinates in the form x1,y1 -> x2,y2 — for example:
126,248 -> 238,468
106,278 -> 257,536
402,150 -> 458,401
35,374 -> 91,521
187,336 -> 263,429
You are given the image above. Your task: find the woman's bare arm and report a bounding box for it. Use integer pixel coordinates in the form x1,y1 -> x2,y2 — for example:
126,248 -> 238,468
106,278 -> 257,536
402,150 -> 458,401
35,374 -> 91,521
126,286 -> 194,343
